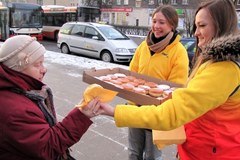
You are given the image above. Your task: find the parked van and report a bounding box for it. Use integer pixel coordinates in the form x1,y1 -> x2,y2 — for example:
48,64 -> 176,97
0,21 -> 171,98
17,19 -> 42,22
57,22 -> 138,63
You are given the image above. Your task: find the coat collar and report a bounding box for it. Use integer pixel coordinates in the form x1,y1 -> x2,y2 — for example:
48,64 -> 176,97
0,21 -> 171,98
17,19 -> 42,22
203,34 -> 240,63
0,63 -> 44,91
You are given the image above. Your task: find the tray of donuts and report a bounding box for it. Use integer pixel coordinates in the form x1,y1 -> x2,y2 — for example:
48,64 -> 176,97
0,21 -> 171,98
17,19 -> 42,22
82,67 -> 183,105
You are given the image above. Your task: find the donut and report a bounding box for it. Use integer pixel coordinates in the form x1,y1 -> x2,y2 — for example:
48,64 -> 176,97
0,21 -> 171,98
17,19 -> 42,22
133,78 -> 146,85
157,84 -> 171,90
122,83 -> 134,91
133,87 -> 147,95
138,85 -> 151,91
118,77 -> 130,83
114,73 -> 126,78
144,81 -> 158,88
148,88 -> 164,97
108,74 -> 118,80
97,76 -> 111,81
128,81 -> 139,87
110,79 -> 122,85
126,75 -> 136,81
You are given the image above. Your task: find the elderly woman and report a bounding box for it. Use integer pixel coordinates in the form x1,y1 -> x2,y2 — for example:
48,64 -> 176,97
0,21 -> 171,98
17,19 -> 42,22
0,35 -> 100,160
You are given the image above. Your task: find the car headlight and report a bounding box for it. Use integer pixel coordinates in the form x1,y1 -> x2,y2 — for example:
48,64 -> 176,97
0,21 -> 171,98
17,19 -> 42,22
115,48 -> 129,53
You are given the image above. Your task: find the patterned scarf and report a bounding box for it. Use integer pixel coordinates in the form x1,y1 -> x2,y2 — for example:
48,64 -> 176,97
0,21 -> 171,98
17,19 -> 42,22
146,30 -> 174,53
22,85 -> 56,127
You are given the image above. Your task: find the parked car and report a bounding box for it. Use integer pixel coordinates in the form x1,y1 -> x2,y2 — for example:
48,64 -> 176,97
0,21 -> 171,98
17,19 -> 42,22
57,22 -> 138,63
180,37 -> 196,67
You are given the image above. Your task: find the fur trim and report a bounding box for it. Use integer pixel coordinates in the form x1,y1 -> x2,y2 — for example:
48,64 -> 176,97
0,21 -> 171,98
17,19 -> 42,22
203,34 -> 240,62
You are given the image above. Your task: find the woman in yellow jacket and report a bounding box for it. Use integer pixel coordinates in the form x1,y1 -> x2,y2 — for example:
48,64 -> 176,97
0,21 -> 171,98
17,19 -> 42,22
92,0 -> 240,159
127,5 -> 189,160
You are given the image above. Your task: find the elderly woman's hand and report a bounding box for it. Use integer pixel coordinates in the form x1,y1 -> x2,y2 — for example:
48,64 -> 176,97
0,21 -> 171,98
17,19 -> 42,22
78,98 -> 101,118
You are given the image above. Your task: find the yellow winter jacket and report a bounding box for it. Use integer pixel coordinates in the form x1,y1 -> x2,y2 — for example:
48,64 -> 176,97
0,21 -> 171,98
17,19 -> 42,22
129,35 -> 189,85
115,61 -> 240,130
115,34 -> 240,160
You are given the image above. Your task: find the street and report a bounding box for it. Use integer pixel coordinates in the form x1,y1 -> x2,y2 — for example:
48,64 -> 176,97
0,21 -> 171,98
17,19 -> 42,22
39,39 -> 178,160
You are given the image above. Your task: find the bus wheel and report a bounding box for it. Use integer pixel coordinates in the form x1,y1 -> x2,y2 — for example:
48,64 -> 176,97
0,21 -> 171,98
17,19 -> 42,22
101,51 -> 113,62
61,44 -> 70,54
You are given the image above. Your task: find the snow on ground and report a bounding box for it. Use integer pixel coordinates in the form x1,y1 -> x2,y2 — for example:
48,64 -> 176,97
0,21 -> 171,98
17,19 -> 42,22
45,51 -> 129,70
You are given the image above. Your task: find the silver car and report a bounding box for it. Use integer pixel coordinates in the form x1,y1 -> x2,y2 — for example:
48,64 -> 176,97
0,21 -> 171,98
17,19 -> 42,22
57,22 -> 138,63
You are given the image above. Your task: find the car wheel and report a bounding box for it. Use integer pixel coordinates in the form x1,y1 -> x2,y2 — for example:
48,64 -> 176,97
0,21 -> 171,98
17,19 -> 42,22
101,51 -> 113,62
61,44 -> 70,54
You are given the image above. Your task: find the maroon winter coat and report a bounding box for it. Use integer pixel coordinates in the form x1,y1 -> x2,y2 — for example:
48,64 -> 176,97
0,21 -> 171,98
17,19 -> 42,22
0,64 -> 93,160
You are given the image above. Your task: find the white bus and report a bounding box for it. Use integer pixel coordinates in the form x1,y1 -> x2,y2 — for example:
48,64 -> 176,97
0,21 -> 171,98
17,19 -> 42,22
0,2 -> 43,41
42,5 -> 101,41
0,3 -> 8,41
42,5 -> 77,40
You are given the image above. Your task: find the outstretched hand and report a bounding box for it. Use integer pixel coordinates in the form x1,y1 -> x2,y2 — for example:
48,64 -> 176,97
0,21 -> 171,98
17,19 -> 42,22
78,98 -> 101,118
77,98 -> 115,118
98,102 -> 115,117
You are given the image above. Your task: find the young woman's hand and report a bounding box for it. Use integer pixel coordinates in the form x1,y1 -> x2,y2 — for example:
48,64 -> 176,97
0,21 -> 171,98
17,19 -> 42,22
98,102 -> 115,117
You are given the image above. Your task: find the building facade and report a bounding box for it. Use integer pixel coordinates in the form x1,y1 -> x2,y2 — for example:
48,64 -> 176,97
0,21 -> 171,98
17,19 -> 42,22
1,0 -> 240,29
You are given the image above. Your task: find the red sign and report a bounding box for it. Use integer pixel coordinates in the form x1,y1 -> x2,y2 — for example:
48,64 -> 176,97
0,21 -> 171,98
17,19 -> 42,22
101,7 -> 133,12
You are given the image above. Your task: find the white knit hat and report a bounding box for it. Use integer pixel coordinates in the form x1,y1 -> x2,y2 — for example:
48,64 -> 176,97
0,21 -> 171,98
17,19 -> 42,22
0,35 -> 46,71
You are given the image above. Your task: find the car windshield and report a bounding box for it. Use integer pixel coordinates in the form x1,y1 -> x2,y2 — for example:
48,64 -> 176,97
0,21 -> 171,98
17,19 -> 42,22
97,26 -> 129,40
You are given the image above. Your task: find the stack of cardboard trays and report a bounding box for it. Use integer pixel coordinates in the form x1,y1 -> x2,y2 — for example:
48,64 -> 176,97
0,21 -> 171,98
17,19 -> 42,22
83,67 -> 186,149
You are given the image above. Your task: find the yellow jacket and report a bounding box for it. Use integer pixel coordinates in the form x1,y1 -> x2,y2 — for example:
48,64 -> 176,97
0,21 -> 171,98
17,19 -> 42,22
129,35 -> 189,85
115,61 -> 240,130
115,34 -> 240,159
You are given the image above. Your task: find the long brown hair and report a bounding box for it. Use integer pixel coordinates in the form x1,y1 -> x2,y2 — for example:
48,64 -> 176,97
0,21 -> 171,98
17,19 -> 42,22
188,0 -> 239,83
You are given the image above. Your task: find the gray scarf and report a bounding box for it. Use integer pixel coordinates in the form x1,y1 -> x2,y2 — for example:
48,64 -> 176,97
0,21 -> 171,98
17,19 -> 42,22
25,85 -> 56,126
12,85 -> 57,127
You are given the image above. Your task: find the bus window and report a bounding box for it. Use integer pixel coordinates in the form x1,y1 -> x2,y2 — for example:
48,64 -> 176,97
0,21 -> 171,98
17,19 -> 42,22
77,6 -> 100,22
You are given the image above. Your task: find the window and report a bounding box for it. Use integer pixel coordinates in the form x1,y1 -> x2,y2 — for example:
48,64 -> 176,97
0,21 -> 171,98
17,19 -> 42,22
182,0 -> 188,5
116,0 -> 121,5
136,0 -> 142,7
84,26 -> 99,39
124,0 -> 129,5
71,25 -> 85,36
171,0 -> 177,5
59,24 -> 73,34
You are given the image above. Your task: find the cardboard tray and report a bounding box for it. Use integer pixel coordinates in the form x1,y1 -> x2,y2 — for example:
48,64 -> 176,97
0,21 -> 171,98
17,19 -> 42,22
82,67 -> 182,105
83,67 -> 186,146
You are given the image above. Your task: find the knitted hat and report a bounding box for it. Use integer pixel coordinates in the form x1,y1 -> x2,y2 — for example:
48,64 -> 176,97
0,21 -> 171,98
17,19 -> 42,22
0,35 -> 46,71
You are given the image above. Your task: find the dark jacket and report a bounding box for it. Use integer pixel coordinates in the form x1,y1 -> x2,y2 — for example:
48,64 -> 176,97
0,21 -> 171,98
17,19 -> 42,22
0,64 -> 92,160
